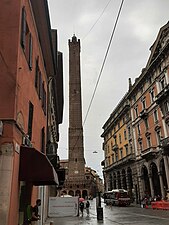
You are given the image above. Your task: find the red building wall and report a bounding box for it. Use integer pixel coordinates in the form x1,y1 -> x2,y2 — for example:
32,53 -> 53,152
0,1 -> 50,225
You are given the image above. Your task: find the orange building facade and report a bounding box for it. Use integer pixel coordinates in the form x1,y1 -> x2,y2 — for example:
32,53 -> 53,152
0,1 -> 63,225
102,22 -> 169,203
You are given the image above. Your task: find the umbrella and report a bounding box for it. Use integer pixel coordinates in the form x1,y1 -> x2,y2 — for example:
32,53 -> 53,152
61,194 -> 72,197
79,197 -> 85,202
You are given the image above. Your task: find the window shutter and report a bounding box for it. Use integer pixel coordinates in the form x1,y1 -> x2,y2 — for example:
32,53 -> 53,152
43,89 -> 47,115
41,82 -> 46,115
29,33 -> 33,69
35,58 -> 39,89
20,7 -> 26,48
28,102 -> 34,140
39,73 -> 42,99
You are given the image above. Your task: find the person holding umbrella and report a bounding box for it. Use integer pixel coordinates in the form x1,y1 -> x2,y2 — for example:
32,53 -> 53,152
79,198 -> 85,217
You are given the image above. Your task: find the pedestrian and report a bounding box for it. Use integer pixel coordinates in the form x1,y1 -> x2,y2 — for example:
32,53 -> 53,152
79,201 -> 84,217
85,200 -> 90,216
31,199 -> 41,225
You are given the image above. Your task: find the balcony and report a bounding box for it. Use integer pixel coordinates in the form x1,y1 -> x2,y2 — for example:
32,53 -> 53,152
140,147 -> 157,160
156,84 -> 169,104
161,137 -> 169,155
101,160 -> 105,167
139,109 -> 148,119
112,144 -> 118,151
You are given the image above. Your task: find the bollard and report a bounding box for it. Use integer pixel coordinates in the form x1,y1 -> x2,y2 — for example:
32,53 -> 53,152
97,207 -> 103,221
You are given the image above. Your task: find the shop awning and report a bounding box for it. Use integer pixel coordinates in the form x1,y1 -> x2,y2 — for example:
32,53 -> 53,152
19,146 -> 59,186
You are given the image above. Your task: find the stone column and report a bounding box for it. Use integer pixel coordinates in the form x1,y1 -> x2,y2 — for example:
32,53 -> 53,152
163,155 -> 169,190
158,171 -> 165,199
0,143 -> 14,225
148,173 -> 155,198
140,175 -> 145,199
121,173 -> 124,189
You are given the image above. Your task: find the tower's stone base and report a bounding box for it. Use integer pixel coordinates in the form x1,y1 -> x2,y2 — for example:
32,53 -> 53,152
61,178 -> 97,199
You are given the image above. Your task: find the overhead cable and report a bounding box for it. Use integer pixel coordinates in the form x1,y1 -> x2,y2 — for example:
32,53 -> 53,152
83,0 -> 125,126
82,0 -> 113,40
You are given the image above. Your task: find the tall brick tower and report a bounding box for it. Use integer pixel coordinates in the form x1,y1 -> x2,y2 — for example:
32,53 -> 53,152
61,35 -> 97,198
68,35 -> 85,181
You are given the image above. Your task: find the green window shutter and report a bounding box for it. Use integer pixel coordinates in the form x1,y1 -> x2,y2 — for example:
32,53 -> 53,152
29,33 -> 33,70
20,7 -> 26,48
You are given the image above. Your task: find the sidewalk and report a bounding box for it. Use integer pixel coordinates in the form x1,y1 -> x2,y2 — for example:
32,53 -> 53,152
45,199 -> 106,225
44,199 -> 169,225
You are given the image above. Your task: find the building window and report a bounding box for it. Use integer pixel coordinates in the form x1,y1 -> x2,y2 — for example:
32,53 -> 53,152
160,77 -> 165,90
129,142 -> 132,153
134,106 -> 138,118
124,130 -> 127,140
133,94 -> 136,102
149,76 -> 152,85
41,127 -> 45,153
35,58 -> 39,89
118,122 -> 120,129
147,136 -> 151,148
154,109 -> 158,123
42,82 -> 47,115
140,85 -> 144,94
125,144 -> 128,155
108,156 -> 111,165
39,73 -> 43,99
139,140 -> 143,152
128,126 -> 131,139
141,97 -> 146,109
137,124 -> 141,135
112,154 -> 114,163
28,101 -> 34,140
126,112 -> 129,121
108,145 -> 110,153
156,131 -> 161,146
144,118 -> 149,130
164,101 -> 169,114
150,88 -> 155,103
120,148 -> 123,159
20,7 -> 33,69
114,136 -> 117,145
119,134 -> 122,144
115,152 -> 118,161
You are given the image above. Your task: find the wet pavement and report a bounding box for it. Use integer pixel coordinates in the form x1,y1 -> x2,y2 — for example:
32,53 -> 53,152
45,199 -> 169,225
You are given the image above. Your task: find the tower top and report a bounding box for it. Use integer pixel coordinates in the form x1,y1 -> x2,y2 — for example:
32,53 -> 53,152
68,34 -> 80,45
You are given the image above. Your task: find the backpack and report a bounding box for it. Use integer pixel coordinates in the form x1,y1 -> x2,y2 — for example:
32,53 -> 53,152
86,201 -> 90,208
79,202 -> 84,208
26,205 -> 33,221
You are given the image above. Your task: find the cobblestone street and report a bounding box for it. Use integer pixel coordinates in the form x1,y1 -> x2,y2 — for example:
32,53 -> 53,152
45,199 -> 169,225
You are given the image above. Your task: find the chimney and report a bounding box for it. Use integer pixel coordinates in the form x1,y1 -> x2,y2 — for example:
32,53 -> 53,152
129,78 -> 132,90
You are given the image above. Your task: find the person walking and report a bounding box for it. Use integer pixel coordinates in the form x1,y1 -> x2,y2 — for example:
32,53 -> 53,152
79,201 -> 84,217
31,199 -> 41,225
85,200 -> 90,216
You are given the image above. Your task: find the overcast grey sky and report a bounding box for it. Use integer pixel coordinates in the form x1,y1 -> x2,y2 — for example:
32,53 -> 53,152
48,0 -> 169,178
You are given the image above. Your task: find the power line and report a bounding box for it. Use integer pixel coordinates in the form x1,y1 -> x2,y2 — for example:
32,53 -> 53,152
71,0 -> 125,152
82,0 -> 113,40
83,0 -> 125,126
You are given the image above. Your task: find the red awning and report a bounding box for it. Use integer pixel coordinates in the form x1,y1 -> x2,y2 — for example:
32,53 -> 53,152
19,146 -> 59,186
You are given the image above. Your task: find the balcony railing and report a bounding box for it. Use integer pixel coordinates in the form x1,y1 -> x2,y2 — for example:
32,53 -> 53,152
112,144 -> 118,151
140,146 -> 157,159
139,109 -> 148,119
156,84 -> 169,104
161,137 -> 169,148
